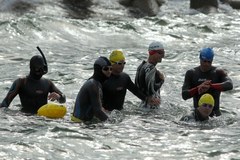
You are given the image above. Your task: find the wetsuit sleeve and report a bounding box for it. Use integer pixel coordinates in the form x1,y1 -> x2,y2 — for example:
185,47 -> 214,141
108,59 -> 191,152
48,80 -> 66,103
145,65 -> 158,95
126,75 -> 146,101
0,78 -> 22,108
211,69 -> 233,91
155,70 -> 164,89
90,83 -> 108,121
182,70 -> 197,100
135,61 -> 146,89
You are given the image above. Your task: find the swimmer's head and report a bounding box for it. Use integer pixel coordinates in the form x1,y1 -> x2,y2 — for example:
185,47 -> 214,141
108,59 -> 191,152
199,48 -> 214,61
148,41 -> 165,55
94,56 -> 111,69
93,56 -> 112,83
109,50 -> 125,65
197,93 -> 215,118
29,55 -> 47,80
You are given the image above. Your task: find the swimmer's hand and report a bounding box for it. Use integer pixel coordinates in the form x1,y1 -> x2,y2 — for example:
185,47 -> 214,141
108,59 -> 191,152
48,92 -> 61,101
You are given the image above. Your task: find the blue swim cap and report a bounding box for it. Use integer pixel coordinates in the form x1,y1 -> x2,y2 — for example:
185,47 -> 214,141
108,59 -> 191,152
199,48 -> 214,61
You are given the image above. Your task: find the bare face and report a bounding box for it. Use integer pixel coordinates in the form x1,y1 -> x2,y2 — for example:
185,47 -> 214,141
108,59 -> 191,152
102,66 -> 112,77
197,103 -> 214,118
156,49 -> 165,63
200,59 -> 212,72
111,60 -> 126,75
151,49 -> 165,63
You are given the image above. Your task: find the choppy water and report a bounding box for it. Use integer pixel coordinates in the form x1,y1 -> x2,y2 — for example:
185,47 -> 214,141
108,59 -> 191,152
0,0 -> 240,159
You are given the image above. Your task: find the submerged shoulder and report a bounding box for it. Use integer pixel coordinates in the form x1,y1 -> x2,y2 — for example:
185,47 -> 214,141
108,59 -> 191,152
180,112 -> 195,122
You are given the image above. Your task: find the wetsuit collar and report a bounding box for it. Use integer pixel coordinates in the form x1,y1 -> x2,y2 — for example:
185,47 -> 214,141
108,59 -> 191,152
28,73 -> 42,80
111,72 -> 121,78
92,69 -> 108,85
148,60 -> 157,66
199,65 -> 213,73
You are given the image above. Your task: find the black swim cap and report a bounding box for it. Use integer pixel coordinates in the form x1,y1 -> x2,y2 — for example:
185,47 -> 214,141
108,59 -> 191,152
92,56 -> 111,84
94,56 -> 111,68
29,55 -> 46,80
30,55 -> 44,67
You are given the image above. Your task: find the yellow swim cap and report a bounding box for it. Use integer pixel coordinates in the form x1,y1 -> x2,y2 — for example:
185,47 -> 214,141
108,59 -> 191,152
109,50 -> 125,64
198,93 -> 215,107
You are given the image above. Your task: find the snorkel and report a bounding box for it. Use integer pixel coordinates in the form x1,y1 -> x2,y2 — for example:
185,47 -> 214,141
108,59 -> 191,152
36,46 -> 48,74
29,46 -> 48,80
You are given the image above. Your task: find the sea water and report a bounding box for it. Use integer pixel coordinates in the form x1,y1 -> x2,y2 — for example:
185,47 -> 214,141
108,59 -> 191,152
0,0 -> 240,159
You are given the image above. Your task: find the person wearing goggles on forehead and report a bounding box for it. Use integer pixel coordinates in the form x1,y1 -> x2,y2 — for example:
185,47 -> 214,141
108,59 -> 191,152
180,93 -> 215,122
0,50 -> 66,114
102,50 -> 160,111
182,48 -> 233,117
72,56 -> 112,122
135,41 -> 165,109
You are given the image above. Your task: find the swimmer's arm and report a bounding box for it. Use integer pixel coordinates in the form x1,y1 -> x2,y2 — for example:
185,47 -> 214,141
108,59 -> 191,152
127,76 -> 146,101
48,92 -> 66,103
0,79 -> 21,108
211,69 -> 233,91
90,84 -> 108,121
182,70 -> 195,100
48,80 -> 66,103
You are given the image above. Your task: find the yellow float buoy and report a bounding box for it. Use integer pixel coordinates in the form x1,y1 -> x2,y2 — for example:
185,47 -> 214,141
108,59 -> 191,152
37,103 -> 67,119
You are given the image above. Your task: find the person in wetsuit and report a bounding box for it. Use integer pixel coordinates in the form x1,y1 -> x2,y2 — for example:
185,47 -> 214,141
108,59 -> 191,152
0,53 -> 66,114
180,93 -> 215,122
135,41 -> 165,109
102,50 -> 160,111
71,56 -> 112,122
182,48 -> 233,117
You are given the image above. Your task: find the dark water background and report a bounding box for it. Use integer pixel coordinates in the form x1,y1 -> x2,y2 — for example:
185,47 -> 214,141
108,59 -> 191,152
0,0 -> 240,159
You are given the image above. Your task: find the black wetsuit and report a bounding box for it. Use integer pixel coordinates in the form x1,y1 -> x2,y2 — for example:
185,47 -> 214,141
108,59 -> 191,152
102,72 -> 146,111
73,79 -> 108,121
182,66 -> 233,116
72,56 -> 110,122
135,60 -> 164,108
135,61 -> 163,96
0,75 -> 66,114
